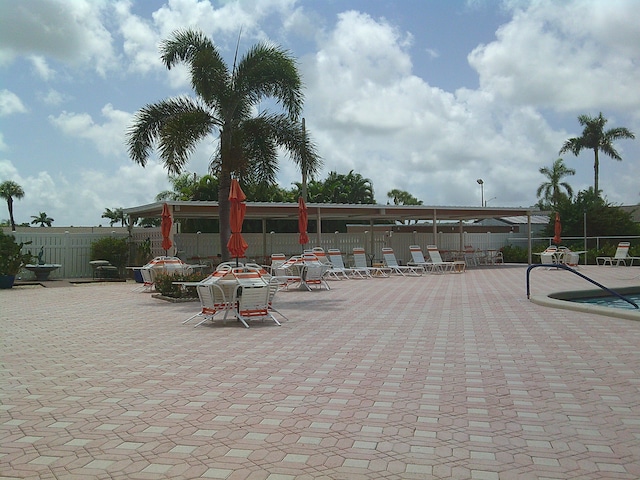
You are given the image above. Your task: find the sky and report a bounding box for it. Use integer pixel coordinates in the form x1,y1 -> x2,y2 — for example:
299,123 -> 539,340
0,0 -> 639,227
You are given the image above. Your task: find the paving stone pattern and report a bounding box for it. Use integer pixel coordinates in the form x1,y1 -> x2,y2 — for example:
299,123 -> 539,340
1,265 -> 639,479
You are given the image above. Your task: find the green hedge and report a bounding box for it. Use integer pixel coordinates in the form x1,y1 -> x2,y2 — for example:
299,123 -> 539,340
154,272 -> 207,298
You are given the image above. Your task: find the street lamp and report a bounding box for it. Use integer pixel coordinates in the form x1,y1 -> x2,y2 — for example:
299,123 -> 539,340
476,179 -> 484,207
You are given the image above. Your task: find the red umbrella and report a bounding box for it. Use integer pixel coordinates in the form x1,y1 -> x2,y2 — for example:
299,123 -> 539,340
298,197 -> 309,247
227,179 -> 248,261
553,212 -> 562,245
161,203 -> 173,254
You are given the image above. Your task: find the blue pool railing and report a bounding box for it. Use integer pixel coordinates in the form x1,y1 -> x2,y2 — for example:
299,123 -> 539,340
526,263 -> 639,309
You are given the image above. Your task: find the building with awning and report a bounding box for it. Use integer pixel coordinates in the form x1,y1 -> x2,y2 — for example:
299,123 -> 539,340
123,201 -> 542,263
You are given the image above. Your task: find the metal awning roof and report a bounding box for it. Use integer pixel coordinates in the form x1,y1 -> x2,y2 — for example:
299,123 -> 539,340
124,201 -> 540,222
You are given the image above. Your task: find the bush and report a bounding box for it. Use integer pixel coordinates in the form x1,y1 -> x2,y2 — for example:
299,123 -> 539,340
90,237 -> 128,273
154,271 -> 207,298
501,245 -> 529,263
0,231 -> 33,275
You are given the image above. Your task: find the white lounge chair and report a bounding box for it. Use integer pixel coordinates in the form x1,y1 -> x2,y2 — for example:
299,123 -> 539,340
326,249 -> 365,279
382,247 -> 423,276
353,248 -> 389,277
407,245 -> 440,273
596,242 -> 639,266
426,245 -> 458,273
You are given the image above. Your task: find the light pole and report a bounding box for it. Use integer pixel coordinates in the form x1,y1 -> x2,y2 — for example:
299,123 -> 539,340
476,179 -> 484,207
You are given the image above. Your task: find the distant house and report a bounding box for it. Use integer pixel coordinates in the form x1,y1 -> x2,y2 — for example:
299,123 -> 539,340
473,215 -> 550,237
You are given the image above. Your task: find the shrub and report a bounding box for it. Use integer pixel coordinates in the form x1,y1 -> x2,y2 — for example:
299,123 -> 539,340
501,245 -> 528,263
90,237 -> 129,273
0,231 -> 33,275
154,271 -> 207,298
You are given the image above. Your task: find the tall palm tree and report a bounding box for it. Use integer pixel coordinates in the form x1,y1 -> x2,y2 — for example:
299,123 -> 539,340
101,207 -> 126,227
0,180 -> 25,231
559,112 -> 635,194
127,29 -> 321,260
536,158 -> 575,208
30,212 -> 54,227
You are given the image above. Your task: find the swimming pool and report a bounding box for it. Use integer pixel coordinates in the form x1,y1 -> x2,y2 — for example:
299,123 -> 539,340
530,286 -> 640,321
569,292 -> 640,310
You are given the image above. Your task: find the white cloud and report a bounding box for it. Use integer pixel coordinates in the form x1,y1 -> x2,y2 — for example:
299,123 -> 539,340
0,89 -> 27,116
38,89 -> 67,107
468,0 -> 640,113
0,0 -> 116,75
49,104 -> 132,157
28,55 -> 56,81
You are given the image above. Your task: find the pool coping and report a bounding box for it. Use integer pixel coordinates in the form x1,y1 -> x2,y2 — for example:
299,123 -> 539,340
530,285 -> 640,321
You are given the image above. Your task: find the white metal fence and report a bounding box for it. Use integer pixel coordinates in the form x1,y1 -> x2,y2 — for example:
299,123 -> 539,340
9,228 -> 637,280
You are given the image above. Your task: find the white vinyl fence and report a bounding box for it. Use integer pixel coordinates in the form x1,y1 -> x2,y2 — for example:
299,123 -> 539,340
9,229 -> 516,280
9,227 -> 637,280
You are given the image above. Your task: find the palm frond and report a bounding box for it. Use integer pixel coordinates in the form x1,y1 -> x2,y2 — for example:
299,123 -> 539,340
234,43 -> 304,119
126,96 -> 218,174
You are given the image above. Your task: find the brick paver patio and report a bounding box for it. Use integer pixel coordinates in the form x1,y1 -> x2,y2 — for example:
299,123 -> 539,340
1,265 -> 639,479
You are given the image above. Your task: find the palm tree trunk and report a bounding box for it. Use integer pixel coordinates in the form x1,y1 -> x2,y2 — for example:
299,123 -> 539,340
7,197 -> 16,231
593,147 -> 599,194
218,169 -> 232,261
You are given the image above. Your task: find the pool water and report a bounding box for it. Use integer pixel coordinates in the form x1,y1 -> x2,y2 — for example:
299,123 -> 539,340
570,292 -> 640,310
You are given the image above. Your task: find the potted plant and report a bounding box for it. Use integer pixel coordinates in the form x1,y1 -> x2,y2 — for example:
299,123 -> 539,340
0,231 -> 33,289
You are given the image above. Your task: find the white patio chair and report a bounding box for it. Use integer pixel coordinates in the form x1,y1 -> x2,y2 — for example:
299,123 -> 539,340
185,282 -> 236,327
233,282 -> 281,327
267,277 -> 290,321
382,247 -> 424,276
301,256 -> 331,290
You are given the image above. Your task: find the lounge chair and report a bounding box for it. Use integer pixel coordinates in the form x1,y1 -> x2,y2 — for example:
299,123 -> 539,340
311,247 -> 332,266
596,242 -> 639,266
353,248 -> 390,277
325,249 -> 351,279
426,245 -> 459,273
382,247 -> 424,276
407,245 -> 439,273
329,249 -> 369,279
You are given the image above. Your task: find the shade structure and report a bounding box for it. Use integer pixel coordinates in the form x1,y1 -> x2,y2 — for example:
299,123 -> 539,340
227,179 -> 248,260
553,212 -> 562,245
161,203 -> 173,254
298,197 -> 309,247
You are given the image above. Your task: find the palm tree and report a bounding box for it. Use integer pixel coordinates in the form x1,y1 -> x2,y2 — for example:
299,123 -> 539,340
127,29 -> 321,260
387,189 -> 423,205
30,212 -> 54,227
559,112 -> 635,194
101,207 -> 126,227
536,158 -> 575,208
0,180 -> 25,231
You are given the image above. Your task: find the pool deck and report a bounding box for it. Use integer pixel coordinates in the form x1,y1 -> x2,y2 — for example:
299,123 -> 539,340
2,265 -> 639,479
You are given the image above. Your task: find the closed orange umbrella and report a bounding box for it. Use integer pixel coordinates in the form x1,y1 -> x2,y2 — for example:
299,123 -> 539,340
553,212 -> 562,245
298,197 -> 309,247
161,203 -> 173,254
227,179 -> 248,261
